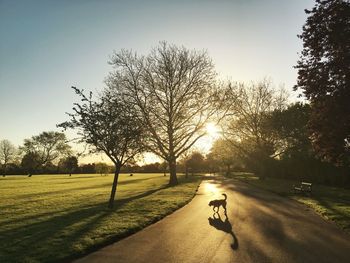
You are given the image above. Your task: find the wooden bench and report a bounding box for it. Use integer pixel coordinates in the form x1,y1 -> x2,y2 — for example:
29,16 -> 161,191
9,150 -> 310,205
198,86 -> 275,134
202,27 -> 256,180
293,182 -> 312,195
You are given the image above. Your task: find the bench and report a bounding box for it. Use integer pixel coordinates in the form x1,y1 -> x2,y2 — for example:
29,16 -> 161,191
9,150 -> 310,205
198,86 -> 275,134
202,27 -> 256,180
293,182 -> 312,195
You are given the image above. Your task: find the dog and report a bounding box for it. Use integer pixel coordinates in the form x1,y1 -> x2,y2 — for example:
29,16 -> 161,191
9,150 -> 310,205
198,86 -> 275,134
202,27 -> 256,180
208,193 -> 227,214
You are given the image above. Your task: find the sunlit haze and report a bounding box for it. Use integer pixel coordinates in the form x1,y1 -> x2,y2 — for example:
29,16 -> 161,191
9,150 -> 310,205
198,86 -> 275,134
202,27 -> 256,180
0,0 -> 314,163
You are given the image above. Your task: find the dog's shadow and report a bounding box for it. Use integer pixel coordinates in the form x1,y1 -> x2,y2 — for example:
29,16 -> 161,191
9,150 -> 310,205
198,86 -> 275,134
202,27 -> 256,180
208,213 -> 239,250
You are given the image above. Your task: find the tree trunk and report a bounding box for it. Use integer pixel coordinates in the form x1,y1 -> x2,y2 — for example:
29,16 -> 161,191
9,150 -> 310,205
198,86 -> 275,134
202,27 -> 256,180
226,164 -> 231,176
3,164 -> 7,177
168,158 -> 178,185
108,165 -> 121,209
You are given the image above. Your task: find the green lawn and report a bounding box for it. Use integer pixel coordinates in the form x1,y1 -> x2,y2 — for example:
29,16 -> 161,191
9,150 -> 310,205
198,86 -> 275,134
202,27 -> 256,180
228,172 -> 350,234
0,173 -> 202,263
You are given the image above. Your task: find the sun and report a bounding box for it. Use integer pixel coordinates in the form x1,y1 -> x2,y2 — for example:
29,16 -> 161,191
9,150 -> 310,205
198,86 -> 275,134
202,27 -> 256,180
206,122 -> 219,138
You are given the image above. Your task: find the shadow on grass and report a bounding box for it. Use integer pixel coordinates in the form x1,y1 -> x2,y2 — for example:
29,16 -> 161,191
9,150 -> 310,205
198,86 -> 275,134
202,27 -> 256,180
210,177 -> 350,262
17,177 -> 163,199
0,183 -> 176,263
235,175 -> 350,232
115,186 -> 169,208
0,175 -> 202,263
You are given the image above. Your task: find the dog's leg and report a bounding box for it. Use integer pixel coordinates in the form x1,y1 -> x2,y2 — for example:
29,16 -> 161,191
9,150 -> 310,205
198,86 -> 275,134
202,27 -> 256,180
223,203 -> 227,215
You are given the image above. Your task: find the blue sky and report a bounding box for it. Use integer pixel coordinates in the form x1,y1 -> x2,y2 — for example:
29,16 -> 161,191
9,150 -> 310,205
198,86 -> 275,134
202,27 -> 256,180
0,0 -> 314,154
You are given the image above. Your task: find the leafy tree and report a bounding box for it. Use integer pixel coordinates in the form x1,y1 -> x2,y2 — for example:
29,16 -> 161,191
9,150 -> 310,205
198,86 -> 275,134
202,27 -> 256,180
0,139 -> 17,177
20,131 -> 70,176
21,152 -> 41,176
295,0 -> 350,164
209,138 -> 239,175
80,163 -> 96,174
58,87 -> 144,208
269,103 -> 312,158
140,162 -> 162,173
58,156 -> 78,176
106,42 -> 225,185
95,162 -> 110,176
185,151 -> 205,175
205,152 -> 220,174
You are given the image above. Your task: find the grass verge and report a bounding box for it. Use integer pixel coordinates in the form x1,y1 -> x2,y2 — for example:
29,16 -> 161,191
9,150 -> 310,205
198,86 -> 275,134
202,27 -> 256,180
0,173 -> 202,263
226,172 -> 350,234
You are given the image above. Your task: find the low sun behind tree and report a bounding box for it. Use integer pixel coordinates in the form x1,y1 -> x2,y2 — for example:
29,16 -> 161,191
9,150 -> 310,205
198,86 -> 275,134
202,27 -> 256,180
106,42 -> 226,185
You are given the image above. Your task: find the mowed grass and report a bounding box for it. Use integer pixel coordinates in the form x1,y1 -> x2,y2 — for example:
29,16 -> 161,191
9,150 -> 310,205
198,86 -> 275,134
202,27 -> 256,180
0,173 -> 202,263
227,172 -> 350,233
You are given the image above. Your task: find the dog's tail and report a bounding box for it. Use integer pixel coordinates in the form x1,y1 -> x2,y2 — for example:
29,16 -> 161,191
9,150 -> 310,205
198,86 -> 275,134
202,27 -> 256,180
222,193 -> 227,200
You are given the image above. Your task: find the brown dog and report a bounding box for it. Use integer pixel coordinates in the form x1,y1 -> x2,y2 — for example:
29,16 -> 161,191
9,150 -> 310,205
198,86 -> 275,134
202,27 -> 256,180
208,193 -> 227,214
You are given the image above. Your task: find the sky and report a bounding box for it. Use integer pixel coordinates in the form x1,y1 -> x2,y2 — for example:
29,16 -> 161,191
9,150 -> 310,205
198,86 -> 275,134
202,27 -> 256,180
0,0 -> 314,163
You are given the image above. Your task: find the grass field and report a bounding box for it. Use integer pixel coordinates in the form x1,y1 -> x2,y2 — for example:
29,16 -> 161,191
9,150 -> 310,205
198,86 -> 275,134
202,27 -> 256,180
228,172 -> 350,234
0,173 -> 202,263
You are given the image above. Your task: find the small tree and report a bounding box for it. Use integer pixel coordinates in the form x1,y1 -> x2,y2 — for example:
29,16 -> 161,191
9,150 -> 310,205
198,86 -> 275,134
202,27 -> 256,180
58,156 -> 78,176
95,162 -> 110,176
20,131 -> 71,176
58,87 -> 144,208
0,139 -> 17,177
209,138 -> 238,175
185,151 -> 205,175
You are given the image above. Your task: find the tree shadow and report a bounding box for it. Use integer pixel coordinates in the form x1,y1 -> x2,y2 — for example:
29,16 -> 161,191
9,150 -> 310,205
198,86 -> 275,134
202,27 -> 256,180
115,185 -> 168,208
208,212 -> 238,250
0,183 -> 173,262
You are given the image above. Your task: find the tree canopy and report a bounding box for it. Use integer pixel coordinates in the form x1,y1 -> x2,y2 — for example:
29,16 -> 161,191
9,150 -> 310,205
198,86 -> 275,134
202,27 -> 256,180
58,87 -> 144,208
295,0 -> 350,164
107,42 -> 225,185
20,131 -> 71,175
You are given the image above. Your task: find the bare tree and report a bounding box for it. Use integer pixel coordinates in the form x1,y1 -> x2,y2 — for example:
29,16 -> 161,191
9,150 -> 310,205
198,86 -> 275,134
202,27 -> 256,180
58,87 -> 144,208
0,139 -> 17,177
222,79 -> 288,177
107,42 -> 225,185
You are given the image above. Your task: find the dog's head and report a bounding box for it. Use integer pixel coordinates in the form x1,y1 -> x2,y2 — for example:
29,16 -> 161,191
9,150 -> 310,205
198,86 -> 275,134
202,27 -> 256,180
208,200 -> 213,206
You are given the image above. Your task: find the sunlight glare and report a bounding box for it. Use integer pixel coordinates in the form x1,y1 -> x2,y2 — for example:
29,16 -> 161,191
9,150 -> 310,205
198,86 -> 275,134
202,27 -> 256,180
206,123 -> 219,138
204,182 -> 219,194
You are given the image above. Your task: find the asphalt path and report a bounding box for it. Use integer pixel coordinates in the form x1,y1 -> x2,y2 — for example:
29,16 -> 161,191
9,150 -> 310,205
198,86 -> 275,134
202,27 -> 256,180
75,176 -> 350,263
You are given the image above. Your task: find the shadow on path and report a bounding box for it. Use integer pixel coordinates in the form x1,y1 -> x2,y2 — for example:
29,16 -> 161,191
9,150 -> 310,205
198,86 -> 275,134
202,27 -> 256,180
208,212 -> 239,250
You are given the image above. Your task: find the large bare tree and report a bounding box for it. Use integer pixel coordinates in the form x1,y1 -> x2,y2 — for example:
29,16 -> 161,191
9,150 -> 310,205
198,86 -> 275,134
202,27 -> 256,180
0,139 -> 17,177
58,87 -> 144,208
222,79 -> 288,177
106,42 -> 224,185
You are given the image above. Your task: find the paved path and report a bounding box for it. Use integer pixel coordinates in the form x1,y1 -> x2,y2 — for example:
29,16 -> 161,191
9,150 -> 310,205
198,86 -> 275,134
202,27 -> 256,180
75,176 -> 350,263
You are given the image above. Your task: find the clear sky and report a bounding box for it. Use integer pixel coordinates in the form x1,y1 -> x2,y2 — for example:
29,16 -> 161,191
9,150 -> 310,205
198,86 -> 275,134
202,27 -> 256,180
0,0 -> 314,162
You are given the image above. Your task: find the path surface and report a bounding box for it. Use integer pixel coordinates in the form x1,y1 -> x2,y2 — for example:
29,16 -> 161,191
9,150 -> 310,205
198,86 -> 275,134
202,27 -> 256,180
75,176 -> 350,263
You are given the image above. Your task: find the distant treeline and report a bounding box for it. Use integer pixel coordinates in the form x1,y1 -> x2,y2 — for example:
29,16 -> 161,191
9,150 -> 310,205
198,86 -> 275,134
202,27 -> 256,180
0,153 -> 217,176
